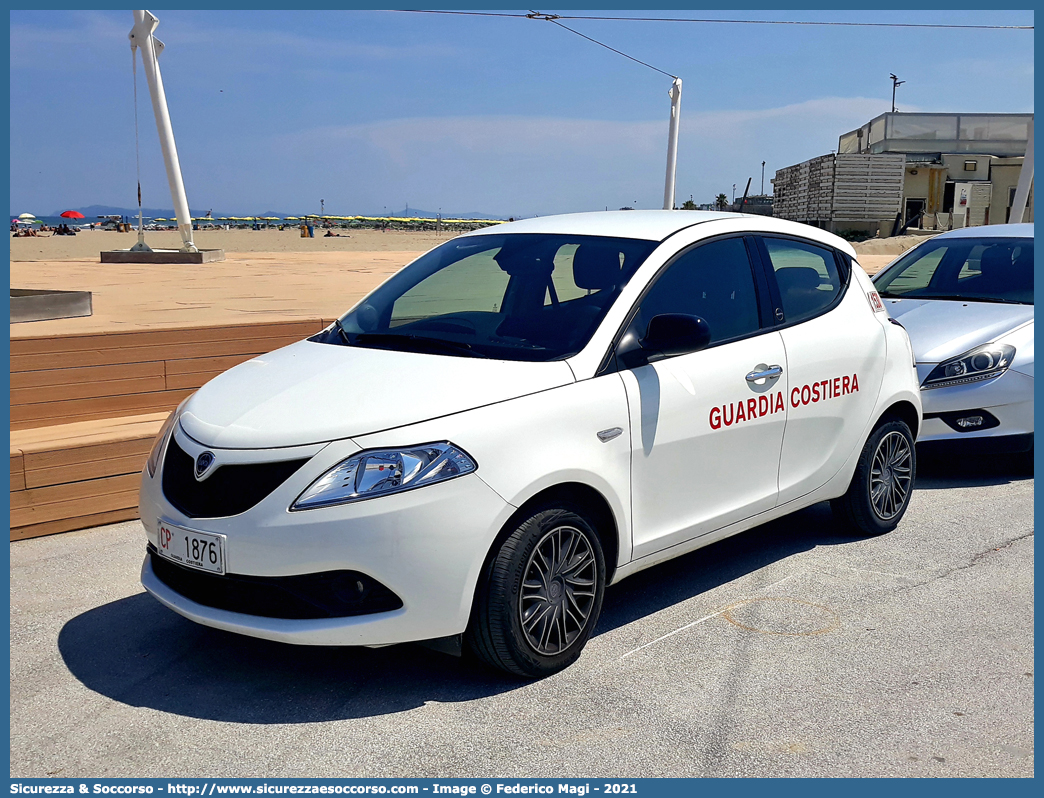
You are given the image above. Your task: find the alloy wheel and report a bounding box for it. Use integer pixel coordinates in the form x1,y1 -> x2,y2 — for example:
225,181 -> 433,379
869,430 -> 913,520
518,525 -> 598,656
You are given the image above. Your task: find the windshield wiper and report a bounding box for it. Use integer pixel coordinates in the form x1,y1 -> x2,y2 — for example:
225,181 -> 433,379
335,320 -> 352,344
352,332 -> 489,358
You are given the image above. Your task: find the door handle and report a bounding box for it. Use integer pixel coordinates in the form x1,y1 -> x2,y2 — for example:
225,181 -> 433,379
745,364 -> 783,382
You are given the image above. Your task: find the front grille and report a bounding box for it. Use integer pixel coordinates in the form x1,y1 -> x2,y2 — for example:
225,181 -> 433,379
162,438 -> 308,518
148,546 -> 404,619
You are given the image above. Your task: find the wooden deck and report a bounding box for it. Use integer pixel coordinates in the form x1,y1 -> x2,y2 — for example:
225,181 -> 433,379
8,250 -> 421,540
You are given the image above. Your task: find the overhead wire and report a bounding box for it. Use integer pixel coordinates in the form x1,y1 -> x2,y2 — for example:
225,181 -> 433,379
395,9 -> 1032,30
394,9 -> 1028,79
544,17 -> 676,79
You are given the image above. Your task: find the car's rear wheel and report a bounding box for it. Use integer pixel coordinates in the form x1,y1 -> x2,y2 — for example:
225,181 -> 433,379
832,418 -> 915,535
465,505 -> 606,677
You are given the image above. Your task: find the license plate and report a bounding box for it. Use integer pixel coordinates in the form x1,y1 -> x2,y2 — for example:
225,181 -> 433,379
156,521 -> 226,575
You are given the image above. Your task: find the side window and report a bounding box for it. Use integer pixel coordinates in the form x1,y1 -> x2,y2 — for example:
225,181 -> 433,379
634,237 -> 761,345
762,238 -> 843,324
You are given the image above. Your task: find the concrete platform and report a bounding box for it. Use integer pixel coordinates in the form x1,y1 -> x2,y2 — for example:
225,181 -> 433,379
11,288 -> 92,323
100,248 -> 226,264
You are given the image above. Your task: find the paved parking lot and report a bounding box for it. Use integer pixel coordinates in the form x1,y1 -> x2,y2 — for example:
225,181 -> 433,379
10,456 -> 1033,778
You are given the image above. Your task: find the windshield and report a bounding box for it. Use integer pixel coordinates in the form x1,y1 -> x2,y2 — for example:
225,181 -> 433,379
874,236 -> 1033,305
314,233 -> 657,361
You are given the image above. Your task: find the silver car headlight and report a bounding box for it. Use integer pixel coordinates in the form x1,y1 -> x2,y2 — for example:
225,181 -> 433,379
922,344 -> 1015,390
146,398 -> 190,477
291,442 -> 477,511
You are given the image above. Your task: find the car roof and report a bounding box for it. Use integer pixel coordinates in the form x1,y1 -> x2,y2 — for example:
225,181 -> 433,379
464,210 -> 737,241
932,223 -> 1033,240
461,210 -> 857,254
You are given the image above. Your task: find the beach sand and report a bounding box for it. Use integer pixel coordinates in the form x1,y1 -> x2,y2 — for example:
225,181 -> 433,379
11,226 -> 926,265
9,227 -> 919,338
9,250 -> 426,336
9,227 -> 454,262
9,229 -> 459,336
852,233 -> 936,275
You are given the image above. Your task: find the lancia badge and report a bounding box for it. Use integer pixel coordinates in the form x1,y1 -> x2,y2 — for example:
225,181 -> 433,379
194,451 -> 216,480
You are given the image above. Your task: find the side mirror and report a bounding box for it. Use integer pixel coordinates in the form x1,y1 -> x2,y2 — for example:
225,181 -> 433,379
642,313 -> 712,356
615,313 -> 712,368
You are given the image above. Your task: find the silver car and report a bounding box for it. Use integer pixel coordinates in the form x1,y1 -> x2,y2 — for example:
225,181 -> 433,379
873,223 -> 1033,458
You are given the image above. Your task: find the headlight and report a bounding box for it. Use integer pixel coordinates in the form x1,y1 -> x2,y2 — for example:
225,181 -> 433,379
145,398 -> 189,477
291,442 -> 477,511
923,344 -> 1015,389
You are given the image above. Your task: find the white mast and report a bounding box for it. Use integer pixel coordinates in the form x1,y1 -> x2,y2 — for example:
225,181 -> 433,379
662,77 -> 682,210
129,10 -> 198,253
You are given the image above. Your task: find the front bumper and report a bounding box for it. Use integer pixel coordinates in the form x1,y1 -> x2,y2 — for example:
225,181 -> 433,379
917,367 -> 1033,446
139,436 -> 514,646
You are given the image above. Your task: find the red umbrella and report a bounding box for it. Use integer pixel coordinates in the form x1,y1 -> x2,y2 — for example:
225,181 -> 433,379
60,210 -> 86,219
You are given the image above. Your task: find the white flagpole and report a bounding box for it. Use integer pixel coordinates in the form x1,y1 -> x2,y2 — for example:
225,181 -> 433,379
130,10 -> 198,252
662,78 -> 683,210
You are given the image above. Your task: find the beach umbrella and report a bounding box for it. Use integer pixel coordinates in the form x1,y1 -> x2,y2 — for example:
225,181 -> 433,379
18,213 -> 35,220
60,210 -> 86,219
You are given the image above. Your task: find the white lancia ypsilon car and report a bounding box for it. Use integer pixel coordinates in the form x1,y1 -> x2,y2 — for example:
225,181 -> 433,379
140,211 -> 922,677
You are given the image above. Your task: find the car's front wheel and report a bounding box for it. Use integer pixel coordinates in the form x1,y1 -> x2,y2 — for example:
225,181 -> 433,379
832,418 -> 916,535
465,505 -> 606,677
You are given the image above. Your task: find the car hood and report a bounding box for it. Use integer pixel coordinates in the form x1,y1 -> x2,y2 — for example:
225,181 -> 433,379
179,340 -> 575,449
884,298 -> 1034,363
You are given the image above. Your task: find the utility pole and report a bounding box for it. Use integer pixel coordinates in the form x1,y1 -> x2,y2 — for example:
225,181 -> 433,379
129,9 -> 197,252
761,161 -> 766,195
732,183 -> 736,204
662,77 -> 682,210
890,73 -> 905,113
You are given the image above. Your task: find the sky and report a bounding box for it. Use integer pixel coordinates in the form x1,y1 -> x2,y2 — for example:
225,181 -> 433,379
9,8 -> 1035,219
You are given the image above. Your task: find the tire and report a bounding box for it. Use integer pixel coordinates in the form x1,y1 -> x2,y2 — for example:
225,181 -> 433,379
465,505 -> 606,678
831,418 -> 916,536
